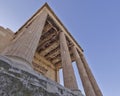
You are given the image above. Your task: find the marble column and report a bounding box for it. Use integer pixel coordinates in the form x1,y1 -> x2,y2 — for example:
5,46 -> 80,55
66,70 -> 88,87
59,32 -> 78,90
55,68 -> 60,83
3,10 -> 48,66
81,54 -> 103,96
72,46 -> 96,96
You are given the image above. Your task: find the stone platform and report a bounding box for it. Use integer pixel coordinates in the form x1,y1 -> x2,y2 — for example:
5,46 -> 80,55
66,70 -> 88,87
0,56 -> 83,96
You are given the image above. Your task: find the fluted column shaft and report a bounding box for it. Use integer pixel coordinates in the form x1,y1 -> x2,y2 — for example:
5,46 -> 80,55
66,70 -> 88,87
3,10 -> 48,65
59,32 -> 78,90
72,46 -> 96,96
81,54 -> 103,96
55,69 -> 60,83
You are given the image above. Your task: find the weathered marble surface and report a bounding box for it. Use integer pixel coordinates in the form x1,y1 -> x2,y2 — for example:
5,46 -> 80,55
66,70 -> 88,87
0,57 -> 83,96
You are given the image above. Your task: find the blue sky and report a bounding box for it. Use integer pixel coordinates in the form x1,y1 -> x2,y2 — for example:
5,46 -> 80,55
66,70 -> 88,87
0,0 -> 120,96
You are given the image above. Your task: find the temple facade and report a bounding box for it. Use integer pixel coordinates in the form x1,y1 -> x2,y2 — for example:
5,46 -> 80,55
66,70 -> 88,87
0,3 -> 102,96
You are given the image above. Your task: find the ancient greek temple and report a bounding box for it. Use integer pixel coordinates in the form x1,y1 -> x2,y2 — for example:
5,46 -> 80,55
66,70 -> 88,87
0,3 -> 103,96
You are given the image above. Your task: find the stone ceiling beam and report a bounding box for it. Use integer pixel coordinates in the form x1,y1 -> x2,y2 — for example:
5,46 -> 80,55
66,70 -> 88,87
46,49 -> 60,60
37,34 -> 58,52
44,46 -> 60,58
39,41 -> 59,56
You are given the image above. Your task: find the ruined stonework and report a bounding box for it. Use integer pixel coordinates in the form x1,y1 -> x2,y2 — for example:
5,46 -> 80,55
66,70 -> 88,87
0,26 -> 14,53
0,56 -> 83,96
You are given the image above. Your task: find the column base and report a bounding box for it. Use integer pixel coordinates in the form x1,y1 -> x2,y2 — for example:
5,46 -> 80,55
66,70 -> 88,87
72,89 -> 84,96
